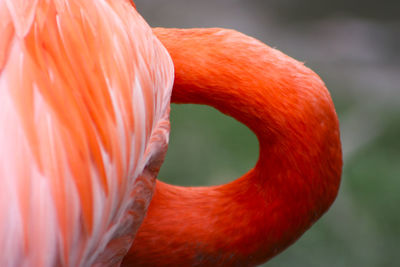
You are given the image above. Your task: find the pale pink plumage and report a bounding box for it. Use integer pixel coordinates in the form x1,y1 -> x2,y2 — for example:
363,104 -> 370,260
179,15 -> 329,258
0,0 -> 173,266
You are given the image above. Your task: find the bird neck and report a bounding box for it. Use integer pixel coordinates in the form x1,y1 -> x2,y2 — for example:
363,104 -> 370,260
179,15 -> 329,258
125,28 -> 342,266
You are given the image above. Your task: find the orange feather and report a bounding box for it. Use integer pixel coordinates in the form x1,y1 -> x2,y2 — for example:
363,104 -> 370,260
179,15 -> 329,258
124,28 -> 342,266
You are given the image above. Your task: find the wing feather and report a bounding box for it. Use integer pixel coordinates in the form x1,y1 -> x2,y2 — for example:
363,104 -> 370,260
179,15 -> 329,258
0,0 -> 173,266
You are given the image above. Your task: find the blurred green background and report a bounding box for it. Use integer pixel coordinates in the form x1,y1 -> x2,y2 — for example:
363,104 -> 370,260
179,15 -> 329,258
135,0 -> 400,266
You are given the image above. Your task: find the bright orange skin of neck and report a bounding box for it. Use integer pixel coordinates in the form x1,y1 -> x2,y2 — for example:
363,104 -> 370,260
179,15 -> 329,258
123,28 -> 342,266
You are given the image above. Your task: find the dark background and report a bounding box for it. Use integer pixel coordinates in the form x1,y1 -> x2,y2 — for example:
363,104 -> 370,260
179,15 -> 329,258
135,1 -> 400,266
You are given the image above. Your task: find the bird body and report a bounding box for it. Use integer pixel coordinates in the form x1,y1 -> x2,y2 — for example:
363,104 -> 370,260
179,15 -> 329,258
0,1 -> 342,266
0,0 -> 173,266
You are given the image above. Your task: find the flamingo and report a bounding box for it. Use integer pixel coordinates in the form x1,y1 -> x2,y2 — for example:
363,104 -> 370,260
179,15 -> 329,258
0,0 -> 342,266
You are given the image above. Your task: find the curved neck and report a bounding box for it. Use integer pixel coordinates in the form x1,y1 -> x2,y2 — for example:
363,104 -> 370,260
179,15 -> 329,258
124,28 -> 342,266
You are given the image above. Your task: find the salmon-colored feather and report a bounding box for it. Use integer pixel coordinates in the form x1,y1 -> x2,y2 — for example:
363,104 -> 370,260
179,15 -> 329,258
0,0 -> 173,266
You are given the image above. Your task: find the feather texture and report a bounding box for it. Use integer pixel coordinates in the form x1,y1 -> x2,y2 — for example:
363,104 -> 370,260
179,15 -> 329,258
0,0 -> 173,266
124,28 -> 342,267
